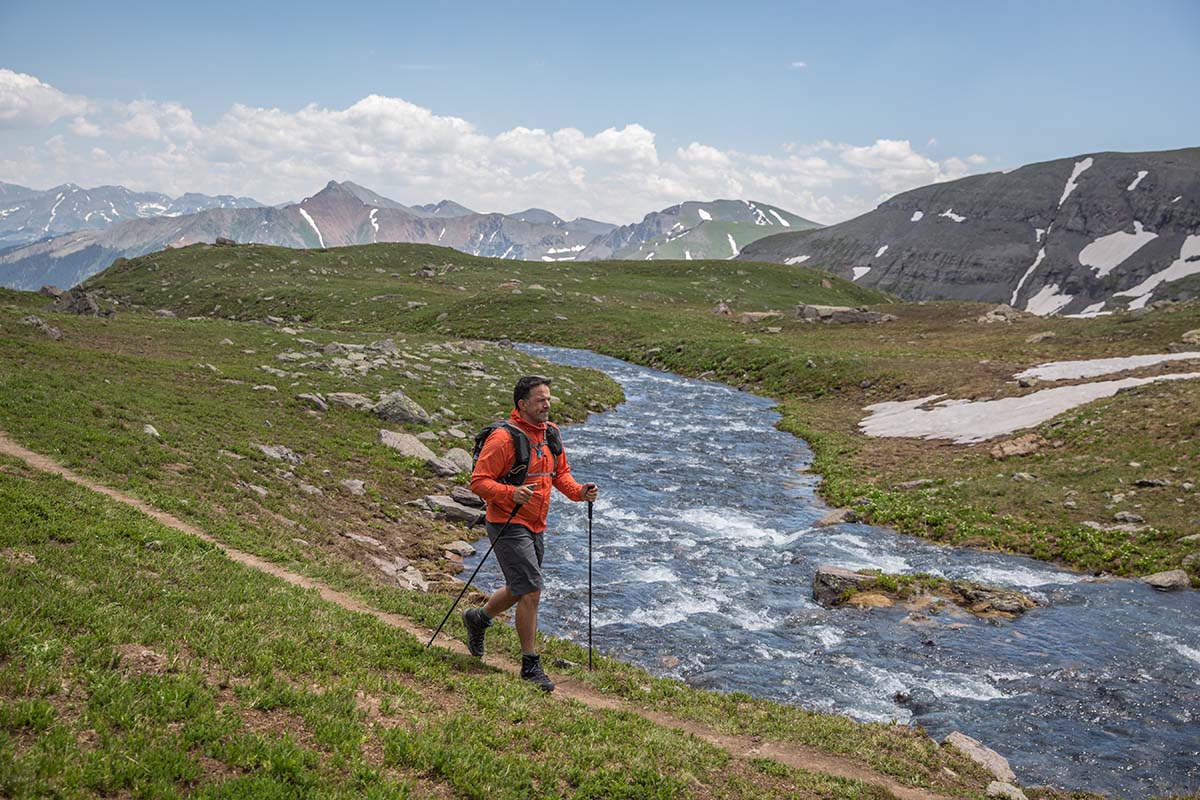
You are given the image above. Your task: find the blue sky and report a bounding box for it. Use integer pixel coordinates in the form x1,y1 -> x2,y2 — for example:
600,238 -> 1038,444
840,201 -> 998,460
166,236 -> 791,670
1,0 -> 1197,223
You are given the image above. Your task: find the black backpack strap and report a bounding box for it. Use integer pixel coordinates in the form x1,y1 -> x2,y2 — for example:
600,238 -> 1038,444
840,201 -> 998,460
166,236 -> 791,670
545,423 -> 563,458
498,422 -> 531,485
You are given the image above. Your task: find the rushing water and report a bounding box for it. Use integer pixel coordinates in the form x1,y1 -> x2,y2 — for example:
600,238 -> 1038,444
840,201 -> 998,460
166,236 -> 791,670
462,345 -> 1200,798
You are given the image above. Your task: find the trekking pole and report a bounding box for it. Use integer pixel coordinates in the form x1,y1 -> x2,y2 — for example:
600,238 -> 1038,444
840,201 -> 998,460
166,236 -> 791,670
587,499 -> 594,671
426,503 -> 521,648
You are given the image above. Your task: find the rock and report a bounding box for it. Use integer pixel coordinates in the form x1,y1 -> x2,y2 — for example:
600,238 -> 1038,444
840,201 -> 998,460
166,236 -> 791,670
396,566 -> 429,592
143,424 -> 160,438
219,338 -> 235,346
444,540 -> 477,557
739,311 -> 781,323
366,338 -> 398,354
425,495 -> 482,524
1135,478 -> 1169,487
987,782 -> 1028,800
1011,472 -> 1037,482
443,447 -> 473,473
892,478 -> 934,490
894,687 -> 939,714
54,287 -> 104,316
1140,570 -> 1190,591
154,309 -> 177,318
1181,552 -> 1200,571
713,301 -> 732,315
813,508 -> 858,527
950,580 -> 1036,615
377,430 -> 460,476
144,540 -> 164,551
298,483 -> 322,495
339,479 -> 366,496
417,431 -> 439,441
1025,332 -> 1056,343
296,393 -> 328,412
251,443 -> 302,464
447,427 -> 467,439
1114,511 -> 1145,524
38,285 -> 63,298
812,566 -> 876,607
450,486 -> 484,508
373,390 -> 432,425
943,731 -> 1017,783
976,305 -> 1024,324
794,304 -> 896,324
327,392 -> 374,410
1181,328 -> 1200,345
990,433 -> 1043,459
847,592 -> 894,609
343,532 -> 384,549
1178,533 -> 1200,543
215,236 -> 237,246
21,315 -> 62,340
661,656 -> 681,669
368,554 -> 410,578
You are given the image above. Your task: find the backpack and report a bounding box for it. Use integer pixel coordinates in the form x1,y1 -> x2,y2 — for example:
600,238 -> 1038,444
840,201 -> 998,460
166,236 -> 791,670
471,421 -> 563,486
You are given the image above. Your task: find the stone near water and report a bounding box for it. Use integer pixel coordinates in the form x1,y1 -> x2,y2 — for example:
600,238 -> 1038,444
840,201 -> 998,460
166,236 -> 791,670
987,782 -> 1028,800
812,565 -> 875,607
373,390 -> 432,424
1140,570 -> 1190,591
944,731 -> 1017,783
443,540 -> 476,557
813,507 -> 858,527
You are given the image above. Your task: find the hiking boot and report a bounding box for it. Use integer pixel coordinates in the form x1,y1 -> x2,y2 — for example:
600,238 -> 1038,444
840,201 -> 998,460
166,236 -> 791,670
520,653 -> 555,692
462,608 -> 489,658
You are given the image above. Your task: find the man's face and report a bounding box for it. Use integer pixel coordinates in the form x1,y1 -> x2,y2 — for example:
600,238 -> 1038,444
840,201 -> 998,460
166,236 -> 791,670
519,384 -> 552,424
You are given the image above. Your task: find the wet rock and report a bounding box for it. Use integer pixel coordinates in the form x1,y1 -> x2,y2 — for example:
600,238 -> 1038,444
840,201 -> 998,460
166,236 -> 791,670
1140,570 -> 1190,591
813,507 -> 858,527
444,540 -> 476,557
894,687 -> 939,714
950,581 -> 1036,615
374,390 -> 432,425
812,566 -> 875,607
450,486 -> 484,508
944,731 -> 1017,783
847,592 -> 893,609
328,392 -> 374,410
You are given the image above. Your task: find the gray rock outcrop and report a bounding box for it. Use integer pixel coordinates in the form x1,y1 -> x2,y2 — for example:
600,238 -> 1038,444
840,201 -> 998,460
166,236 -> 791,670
812,566 -> 876,607
794,304 -> 896,324
944,731 -> 1017,783
425,495 -> 483,524
1140,569 -> 1190,590
327,392 -> 374,410
813,508 -> 858,527
377,430 -> 459,476
373,390 -> 432,424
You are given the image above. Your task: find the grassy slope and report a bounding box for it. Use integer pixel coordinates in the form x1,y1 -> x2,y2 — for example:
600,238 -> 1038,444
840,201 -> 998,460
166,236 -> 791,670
0,281 -> 996,798
84,242 -> 1200,579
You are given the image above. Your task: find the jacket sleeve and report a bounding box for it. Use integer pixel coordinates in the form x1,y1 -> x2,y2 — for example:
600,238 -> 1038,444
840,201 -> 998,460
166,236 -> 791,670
470,432 -> 518,504
552,447 -> 585,502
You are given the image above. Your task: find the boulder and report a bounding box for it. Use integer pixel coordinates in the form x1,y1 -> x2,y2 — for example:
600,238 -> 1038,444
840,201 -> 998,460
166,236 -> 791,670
143,424 -> 160,438
443,447 -> 473,473
373,390 -> 432,424
976,305 -> 1024,324
368,554 -> 410,578
990,433 -> 1043,459
20,315 -> 62,340
450,486 -> 484,508
892,478 -> 934,490
38,285 -> 63,298
950,580 -> 1036,615
943,731 -> 1017,783
739,311 -> 781,324
54,287 -> 104,316
812,566 -> 876,607
444,540 -> 477,557
327,392 -> 374,410
397,566 -> 429,592
377,430 -> 460,476
1180,328 -> 1200,345
215,236 -> 237,246
296,393 -> 328,412
339,479 -> 366,496
813,508 -> 858,527
425,495 -> 482,524
251,443 -> 302,464
795,304 -> 896,324
1025,331 -> 1056,344
987,782 -> 1028,800
1140,570 -> 1190,591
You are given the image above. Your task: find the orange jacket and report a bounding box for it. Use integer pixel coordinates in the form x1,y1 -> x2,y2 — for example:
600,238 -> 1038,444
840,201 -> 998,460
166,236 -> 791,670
470,410 -> 586,533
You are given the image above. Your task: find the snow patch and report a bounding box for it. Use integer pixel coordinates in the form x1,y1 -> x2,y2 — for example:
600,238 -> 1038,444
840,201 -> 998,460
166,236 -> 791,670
1058,157 -> 1093,206
369,208 -> 379,239
684,250 -> 692,260
697,208 -> 712,221
768,208 -> 791,227
1035,227 -> 1046,243
874,245 -> 888,258
298,208 -> 325,248
1010,247 -> 1046,306
910,210 -> 923,222
438,227 -> 446,242
1079,221 -> 1158,278
1127,170 -> 1148,191
546,244 -> 585,254
938,208 -> 966,223
1024,283 -> 1073,316
1113,234 -> 1200,301
1172,195 -> 1182,203
726,233 -> 739,258
785,255 -> 810,265
1015,352 -> 1200,382
860,372 -> 1200,443
852,267 -> 872,281
1066,301 -> 1110,318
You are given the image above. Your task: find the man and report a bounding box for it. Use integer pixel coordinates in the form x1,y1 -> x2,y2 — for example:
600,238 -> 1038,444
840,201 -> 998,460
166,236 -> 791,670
464,375 -> 599,692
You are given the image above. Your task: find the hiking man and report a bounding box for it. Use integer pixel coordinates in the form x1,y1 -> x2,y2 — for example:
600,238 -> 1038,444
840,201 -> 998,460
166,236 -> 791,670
464,375 -> 599,692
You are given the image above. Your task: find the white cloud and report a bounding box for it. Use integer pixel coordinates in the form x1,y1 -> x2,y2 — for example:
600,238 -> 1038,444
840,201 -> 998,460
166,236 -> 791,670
0,69 -> 90,128
0,73 -> 991,225
790,61 -> 807,69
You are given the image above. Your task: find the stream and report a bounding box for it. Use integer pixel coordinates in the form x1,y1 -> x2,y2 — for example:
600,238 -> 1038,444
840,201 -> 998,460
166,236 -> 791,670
461,344 -> 1200,798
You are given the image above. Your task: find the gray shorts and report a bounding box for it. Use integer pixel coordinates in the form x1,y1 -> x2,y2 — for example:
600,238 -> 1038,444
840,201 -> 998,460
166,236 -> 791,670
487,521 -> 544,596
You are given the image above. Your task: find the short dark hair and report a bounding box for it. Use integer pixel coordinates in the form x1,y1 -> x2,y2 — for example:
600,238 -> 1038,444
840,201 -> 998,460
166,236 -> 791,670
513,375 -> 551,408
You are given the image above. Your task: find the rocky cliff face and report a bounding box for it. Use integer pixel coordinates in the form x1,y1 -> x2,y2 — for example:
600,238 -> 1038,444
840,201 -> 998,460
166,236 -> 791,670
739,148 -> 1200,315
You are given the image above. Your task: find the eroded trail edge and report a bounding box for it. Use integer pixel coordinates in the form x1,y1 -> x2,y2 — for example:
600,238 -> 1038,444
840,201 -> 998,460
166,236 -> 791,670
0,430 -> 953,800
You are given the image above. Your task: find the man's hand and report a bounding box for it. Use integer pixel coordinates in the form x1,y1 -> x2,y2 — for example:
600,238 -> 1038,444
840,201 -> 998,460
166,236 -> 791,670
512,483 -> 537,505
581,483 -> 599,502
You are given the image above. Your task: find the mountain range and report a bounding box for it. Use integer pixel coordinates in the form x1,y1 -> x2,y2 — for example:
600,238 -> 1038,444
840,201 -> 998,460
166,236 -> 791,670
739,147 -> 1200,316
0,180 -> 817,290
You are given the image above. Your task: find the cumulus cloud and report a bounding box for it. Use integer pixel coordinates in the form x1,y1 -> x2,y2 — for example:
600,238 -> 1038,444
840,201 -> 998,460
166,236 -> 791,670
0,72 -> 990,224
0,69 -> 90,128
790,61 -> 807,69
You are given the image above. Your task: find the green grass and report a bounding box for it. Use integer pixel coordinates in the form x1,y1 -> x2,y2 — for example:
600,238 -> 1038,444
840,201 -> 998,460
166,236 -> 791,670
0,456 -> 985,798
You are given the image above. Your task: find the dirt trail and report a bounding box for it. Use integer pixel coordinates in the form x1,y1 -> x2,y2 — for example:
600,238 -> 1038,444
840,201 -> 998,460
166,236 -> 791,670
0,431 -> 959,800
